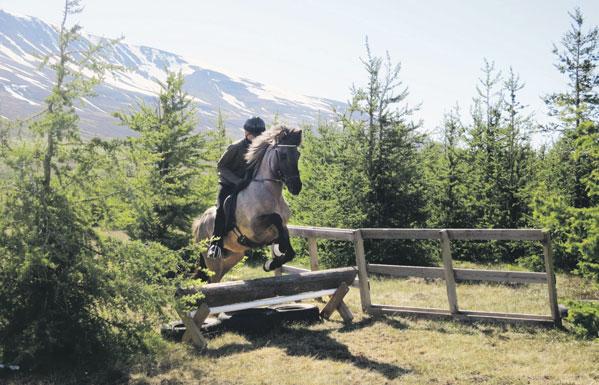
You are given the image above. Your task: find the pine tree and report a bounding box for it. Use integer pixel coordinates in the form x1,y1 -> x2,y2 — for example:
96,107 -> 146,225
543,8 -> 599,209
209,107 -> 231,158
544,8 -> 599,131
438,104 -> 468,227
460,61 -> 536,263
532,8 -> 599,278
465,59 -> 504,231
289,41 -> 432,266
345,40 -> 426,230
116,71 -> 209,250
500,68 -> 535,228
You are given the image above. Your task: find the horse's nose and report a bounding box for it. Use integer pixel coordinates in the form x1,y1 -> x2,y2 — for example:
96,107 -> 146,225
289,180 -> 302,195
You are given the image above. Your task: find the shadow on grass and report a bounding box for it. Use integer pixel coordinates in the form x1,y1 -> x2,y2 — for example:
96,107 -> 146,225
203,324 -> 410,380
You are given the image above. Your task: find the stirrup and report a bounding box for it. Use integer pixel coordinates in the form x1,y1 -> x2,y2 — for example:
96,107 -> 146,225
207,244 -> 223,259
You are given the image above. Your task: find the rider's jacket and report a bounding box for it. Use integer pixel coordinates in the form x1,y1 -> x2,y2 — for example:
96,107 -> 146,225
217,138 -> 251,187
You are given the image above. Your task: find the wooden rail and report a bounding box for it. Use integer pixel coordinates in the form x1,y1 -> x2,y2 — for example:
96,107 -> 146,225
177,267 -> 357,307
359,228 -> 546,241
367,264 -> 548,284
282,225 -> 561,327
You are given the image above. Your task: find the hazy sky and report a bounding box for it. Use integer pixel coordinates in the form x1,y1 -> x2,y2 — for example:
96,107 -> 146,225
1,0 -> 599,136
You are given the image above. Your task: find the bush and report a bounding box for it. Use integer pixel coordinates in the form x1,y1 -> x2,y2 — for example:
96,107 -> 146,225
564,300 -> 599,339
0,181 -> 193,371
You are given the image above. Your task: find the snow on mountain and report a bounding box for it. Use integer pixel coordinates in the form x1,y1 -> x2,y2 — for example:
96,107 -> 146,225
0,9 -> 343,137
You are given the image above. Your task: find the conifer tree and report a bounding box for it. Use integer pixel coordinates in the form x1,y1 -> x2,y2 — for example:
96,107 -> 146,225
344,40 -> 426,231
464,59 -> 504,231
438,105 -> 468,227
290,41 -> 430,266
542,8 -> 598,209
208,107 -> 231,158
533,8 -> 599,278
116,71 -> 209,250
544,7 -> 599,131
459,61 -> 536,262
500,68 -> 535,228
0,0 -> 180,369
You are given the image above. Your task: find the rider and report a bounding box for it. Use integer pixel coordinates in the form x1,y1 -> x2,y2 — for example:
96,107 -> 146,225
207,116 -> 266,259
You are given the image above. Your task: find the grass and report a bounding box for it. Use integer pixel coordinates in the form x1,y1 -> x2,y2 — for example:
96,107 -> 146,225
6,261 -> 598,385
124,262 -> 597,385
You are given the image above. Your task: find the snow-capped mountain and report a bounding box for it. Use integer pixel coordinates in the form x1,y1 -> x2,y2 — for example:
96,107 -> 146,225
0,9 -> 343,137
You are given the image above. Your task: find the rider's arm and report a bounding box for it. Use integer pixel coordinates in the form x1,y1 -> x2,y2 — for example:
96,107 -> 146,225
217,142 -> 243,186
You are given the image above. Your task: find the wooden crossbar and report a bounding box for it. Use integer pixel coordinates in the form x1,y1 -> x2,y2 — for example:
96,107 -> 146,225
177,267 -> 358,307
177,267 -> 358,348
198,289 -> 336,315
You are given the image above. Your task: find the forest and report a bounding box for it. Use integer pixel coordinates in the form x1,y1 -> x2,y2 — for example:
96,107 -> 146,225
0,0 -> 597,379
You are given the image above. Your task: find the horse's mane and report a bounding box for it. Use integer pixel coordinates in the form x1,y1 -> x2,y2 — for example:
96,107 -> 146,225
245,125 -> 302,170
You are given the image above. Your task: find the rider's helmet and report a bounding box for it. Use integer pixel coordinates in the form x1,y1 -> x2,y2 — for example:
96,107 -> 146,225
243,117 -> 266,135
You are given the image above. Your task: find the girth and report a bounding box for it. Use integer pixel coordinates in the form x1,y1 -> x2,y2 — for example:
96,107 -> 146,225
232,226 -> 273,249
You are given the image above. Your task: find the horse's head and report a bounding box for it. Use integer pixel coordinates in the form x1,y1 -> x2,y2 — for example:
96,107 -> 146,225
273,127 -> 302,195
246,125 -> 303,195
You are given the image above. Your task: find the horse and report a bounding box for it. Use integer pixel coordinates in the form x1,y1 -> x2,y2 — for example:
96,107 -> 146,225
192,125 -> 303,283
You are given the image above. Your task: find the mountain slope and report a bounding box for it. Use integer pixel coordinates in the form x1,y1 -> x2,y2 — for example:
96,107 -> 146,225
0,9 -> 342,137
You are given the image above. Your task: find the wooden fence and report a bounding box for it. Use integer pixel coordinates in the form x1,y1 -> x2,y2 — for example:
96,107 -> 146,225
277,225 -> 561,326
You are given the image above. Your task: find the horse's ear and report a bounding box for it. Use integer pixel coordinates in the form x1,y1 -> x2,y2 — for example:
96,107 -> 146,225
290,129 -> 302,145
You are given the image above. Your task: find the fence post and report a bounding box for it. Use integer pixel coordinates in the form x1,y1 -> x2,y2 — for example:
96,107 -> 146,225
308,237 -> 319,271
440,230 -> 459,315
542,232 -> 562,327
353,229 -> 371,312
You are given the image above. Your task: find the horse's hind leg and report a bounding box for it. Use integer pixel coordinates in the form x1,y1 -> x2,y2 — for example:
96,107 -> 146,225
257,213 -> 296,272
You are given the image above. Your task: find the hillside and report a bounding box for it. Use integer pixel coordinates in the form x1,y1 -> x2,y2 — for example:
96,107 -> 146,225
0,9 -> 343,137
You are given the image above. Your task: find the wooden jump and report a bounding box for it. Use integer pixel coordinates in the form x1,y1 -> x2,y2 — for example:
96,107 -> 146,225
176,267 -> 358,348
285,225 -> 561,327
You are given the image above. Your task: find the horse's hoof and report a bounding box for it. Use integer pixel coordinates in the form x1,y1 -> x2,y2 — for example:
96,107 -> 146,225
263,260 -> 273,272
272,243 -> 284,257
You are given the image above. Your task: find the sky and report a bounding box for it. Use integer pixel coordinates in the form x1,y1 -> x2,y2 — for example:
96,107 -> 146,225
1,0 -> 598,138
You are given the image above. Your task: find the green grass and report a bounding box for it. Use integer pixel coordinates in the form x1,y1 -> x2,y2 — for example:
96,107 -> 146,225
6,262 -> 598,385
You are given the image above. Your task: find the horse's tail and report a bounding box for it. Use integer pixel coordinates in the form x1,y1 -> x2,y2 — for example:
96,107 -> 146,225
191,206 -> 216,280
192,206 -> 216,244
191,217 -> 203,244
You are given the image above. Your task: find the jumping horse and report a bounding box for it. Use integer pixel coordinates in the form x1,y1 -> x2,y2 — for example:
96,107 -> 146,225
192,125 -> 302,282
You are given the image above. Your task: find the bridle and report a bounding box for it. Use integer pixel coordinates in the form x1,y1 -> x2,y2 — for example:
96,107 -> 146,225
253,144 -> 300,184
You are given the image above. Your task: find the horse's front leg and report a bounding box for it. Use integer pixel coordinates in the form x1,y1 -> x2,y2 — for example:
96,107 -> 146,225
204,248 -> 245,283
255,213 -> 296,272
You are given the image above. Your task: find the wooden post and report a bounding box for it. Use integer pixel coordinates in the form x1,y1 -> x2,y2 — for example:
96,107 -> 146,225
308,237 -> 319,271
320,282 -> 350,321
440,230 -> 459,315
177,303 -> 209,349
336,301 -> 354,322
542,232 -> 562,327
353,229 -> 371,311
